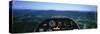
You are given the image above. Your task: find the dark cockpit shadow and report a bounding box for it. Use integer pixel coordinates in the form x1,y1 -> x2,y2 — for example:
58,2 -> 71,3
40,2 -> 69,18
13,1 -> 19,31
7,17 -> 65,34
35,18 -> 80,32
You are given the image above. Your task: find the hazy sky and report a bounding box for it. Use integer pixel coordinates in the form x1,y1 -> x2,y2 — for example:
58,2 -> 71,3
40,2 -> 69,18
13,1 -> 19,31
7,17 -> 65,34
12,1 -> 97,11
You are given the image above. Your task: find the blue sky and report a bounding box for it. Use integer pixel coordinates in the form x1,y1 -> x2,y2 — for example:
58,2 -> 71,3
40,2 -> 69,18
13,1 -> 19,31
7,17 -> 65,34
12,1 -> 97,11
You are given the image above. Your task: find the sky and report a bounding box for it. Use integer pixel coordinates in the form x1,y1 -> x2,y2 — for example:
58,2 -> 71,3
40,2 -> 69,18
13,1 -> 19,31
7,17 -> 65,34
12,1 -> 97,11
11,0 -> 97,5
